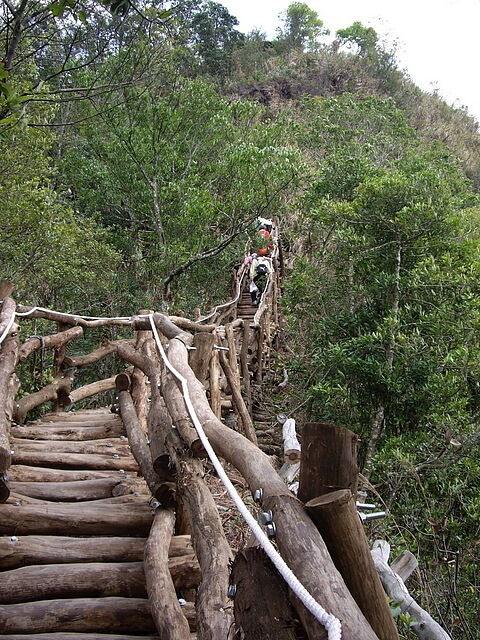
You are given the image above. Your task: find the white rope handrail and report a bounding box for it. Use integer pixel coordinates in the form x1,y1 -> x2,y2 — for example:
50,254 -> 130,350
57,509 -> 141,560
148,314 -> 342,640
197,263 -> 249,323
0,313 -> 16,346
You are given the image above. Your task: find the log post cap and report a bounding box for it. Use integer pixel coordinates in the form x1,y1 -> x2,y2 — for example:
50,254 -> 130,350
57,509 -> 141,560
115,372 -> 132,391
305,488 -> 352,509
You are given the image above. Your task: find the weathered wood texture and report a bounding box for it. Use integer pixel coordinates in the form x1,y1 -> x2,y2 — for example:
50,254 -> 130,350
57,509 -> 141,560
14,376 -> 73,424
0,305 -> 19,474
306,489 -> 399,640
69,375 -> 117,404
63,339 -> 133,368
0,502 -> 154,536
118,388 -> 161,497
11,450 -> 139,472
0,557 -> 200,603
7,476 -> 125,501
0,534 -> 193,569
190,331 -> 215,386
231,547 -> 307,639
0,598 -> 159,634
144,508 -> 192,639
6,464 -> 128,482
17,326 -> 84,364
298,422 -> 359,503
371,540 -> 452,640
11,420 -> 125,440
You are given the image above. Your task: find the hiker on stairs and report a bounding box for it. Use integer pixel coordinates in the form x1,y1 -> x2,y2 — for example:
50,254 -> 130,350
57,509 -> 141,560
249,253 -> 273,306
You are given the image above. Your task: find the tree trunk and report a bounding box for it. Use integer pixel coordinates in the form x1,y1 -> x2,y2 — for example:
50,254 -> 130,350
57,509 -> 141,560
363,241 -> 401,479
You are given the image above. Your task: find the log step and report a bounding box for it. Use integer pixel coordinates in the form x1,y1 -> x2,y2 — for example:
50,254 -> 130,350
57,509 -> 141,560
0,559 -> 201,603
11,451 -> 139,471
11,423 -> 126,440
0,534 -> 193,569
0,502 -> 155,536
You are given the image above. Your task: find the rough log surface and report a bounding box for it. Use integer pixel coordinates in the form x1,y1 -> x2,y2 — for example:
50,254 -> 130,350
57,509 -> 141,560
306,489 -> 399,640
144,508 -> 191,639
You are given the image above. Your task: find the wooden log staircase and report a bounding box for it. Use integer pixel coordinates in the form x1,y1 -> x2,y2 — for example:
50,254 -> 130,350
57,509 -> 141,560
0,221 -> 412,640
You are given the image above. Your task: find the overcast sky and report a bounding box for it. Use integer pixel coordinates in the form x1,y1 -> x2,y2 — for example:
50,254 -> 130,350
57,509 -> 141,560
220,0 -> 480,124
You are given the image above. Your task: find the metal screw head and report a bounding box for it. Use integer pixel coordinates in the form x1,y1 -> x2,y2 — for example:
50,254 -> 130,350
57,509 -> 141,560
259,510 -> 273,525
253,488 -> 263,503
266,522 -> 276,538
227,584 -> 237,598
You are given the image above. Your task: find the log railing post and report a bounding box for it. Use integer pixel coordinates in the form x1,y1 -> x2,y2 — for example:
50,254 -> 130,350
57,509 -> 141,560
0,284 -> 18,500
306,490 -> 399,640
298,422 -> 359,503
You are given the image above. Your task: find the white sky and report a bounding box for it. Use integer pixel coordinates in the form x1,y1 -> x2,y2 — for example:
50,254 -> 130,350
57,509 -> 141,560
220,0 -> 480,124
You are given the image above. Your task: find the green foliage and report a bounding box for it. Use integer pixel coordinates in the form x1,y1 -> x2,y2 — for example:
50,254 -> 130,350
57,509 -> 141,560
336,22 -> 378,57
275,2 -> 328,52
57,71 -> 301,309
284,95 -> 480,453
0,103 -> 120,308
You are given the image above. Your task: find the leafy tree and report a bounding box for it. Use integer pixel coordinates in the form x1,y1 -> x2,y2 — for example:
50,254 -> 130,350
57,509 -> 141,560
336,21 -> 378,57
0,101 -> 120,309
275,2 -> 328,52
284,95 -> 480,477
58,71 -> 301,311
189,1 -> 244,77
